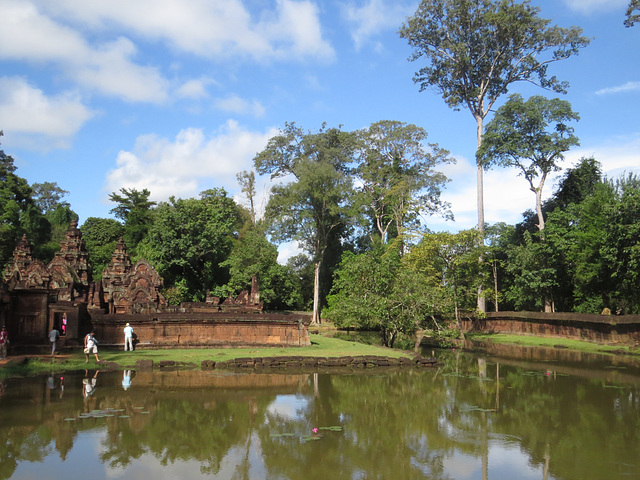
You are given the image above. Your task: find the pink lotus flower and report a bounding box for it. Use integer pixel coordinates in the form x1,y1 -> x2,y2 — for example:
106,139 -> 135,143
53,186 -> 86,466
312,428 -> 318,434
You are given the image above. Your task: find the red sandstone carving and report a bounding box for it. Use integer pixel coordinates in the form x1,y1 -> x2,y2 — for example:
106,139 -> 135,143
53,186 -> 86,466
47,220 -> 90,301
101,239 -> 165,314
3,235 -> 52,290
0,223 -> 298,347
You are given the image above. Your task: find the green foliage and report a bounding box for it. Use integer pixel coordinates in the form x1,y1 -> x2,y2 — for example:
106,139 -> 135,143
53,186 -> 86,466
255,123 -> 356,256
255,122 -> 358,322
626,0 -> 639,27
0,136 -> 51,267
399,0 -> 590,115
37,205 -> 79,263
504,230 -> 559,311
410,229 -> 484,321
236,170 -> 257,223
286,254 -> 315,310
141,188 -> 241,301
353,120 -> 454,243
31,181 -> 70,214
108,187 -> 156,250
161,286 -> 184,306
81,217 -> 125,279
221,221 -> 277,293
221,221 -> 304,310
326,242 -> 440,347
478,94 -> 580,230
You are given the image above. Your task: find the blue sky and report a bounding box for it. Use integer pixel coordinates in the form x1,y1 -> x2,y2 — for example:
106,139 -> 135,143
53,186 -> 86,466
1,0 -> 638,257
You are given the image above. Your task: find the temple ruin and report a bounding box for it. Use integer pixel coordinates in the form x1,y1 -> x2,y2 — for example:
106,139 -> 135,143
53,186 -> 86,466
0,222 -> 309,351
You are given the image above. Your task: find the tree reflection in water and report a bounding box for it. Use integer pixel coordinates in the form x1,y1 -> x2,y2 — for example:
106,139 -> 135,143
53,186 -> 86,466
1,351 -> 640,480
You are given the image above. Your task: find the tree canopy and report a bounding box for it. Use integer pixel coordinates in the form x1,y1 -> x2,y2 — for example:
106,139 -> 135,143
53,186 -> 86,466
0,132 -> 50,266
353,120 -> 453,244
478,94 -> 580,231
626,0 -> 640,27
254,122 -> 358,323
140,188 -> 241,301
109,187 -> 156,250
399,0 -> 589,311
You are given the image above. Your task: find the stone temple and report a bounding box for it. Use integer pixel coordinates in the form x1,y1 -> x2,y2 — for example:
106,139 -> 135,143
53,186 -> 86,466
0,222 -> 309,351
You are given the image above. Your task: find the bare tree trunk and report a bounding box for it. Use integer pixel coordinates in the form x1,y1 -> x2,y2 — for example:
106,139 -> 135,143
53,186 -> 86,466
535,185 -> 545,231
476,115 -> 486,313
312,260 -> 322,324
453,278 -> 466,340
413,329 -> 425,352
544,294 -> 553,313
492,259 -> 499,312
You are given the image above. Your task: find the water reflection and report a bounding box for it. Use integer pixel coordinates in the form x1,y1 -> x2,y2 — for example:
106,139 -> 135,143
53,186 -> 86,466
1,351 -> 639,480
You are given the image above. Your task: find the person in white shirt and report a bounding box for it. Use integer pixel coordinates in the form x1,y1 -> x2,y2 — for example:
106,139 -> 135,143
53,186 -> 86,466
84,331 -> 100,363
123,323 -> 134,351
49,328 -> 60,355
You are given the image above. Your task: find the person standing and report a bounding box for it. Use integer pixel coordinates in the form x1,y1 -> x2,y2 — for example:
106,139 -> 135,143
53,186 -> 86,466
123,323 -> 134,351
84,331 -> 100,363
49,328 -> 60,355
0,326 -> 8,360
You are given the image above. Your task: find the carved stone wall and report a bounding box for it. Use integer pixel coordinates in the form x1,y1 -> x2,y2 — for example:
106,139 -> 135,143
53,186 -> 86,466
90,312 -> 311,348
3,235 -> 52,290
461,311 -> 640,345
47,220 -> 91,301
1,224 -> 281,347
101,238 -> 165,314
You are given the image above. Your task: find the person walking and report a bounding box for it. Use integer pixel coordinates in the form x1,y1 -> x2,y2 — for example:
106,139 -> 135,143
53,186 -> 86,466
84,331 -> 100,363
123,323 -> 134,351
0,326 -> 8,360
49,328 -> 60,355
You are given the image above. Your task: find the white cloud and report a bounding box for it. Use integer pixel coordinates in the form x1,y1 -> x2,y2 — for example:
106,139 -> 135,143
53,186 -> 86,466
269,0 -> 334,60
426,134 -> 640,233
32,0 -> 335,62
426,155 -> 534,232
595,81 -> 640,95
276,241 -> 304,264
0,0 -> 86,62
0,76 -> 94,147
342,0 -> 414,50
0,0 -> 169,103
104,121 -> 278,203
176,78 -> 214,100
72,37 -> 169,103
562,0 -> 628,14
214,95 -> 265,117
565,134 -> 640,179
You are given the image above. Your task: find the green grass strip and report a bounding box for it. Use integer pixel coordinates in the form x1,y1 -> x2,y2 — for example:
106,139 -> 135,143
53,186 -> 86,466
0,334 -> 412,378
465,332 -> 640,357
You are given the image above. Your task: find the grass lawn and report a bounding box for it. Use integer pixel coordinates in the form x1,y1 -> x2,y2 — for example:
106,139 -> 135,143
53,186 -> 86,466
0,334 -> 413,379
466,332 -> 640,357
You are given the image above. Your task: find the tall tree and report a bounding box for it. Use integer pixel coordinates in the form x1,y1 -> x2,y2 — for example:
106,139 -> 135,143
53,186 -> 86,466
254,123 -> 357,324
221,220 -> 304,311
399,0 -> 589,311
354,120 -> 453,244
478,94 -> 580,231
31,182 -> 70,214
80,217 -> 126,278
0,132 -> 50,267
326,241 -> 439,347
236,170 -> 257,224
140,188 -> 242,301
626,0 -> 640,27
546,156 -> 602,212
108,187 -> 156,250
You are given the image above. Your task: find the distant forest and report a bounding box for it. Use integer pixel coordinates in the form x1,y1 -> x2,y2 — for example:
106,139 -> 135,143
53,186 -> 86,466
2,124 -> 639,347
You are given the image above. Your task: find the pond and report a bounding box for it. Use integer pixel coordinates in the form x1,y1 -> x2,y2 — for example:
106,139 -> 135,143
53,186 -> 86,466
1,347 -> 639,480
